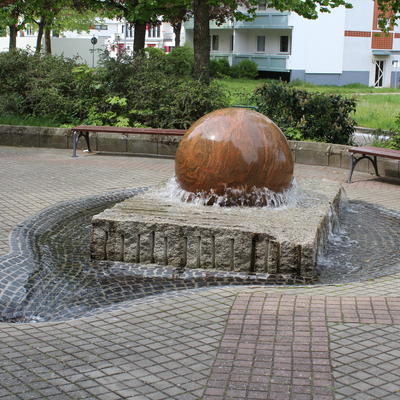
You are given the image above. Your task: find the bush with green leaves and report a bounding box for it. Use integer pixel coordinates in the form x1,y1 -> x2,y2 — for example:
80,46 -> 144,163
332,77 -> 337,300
210,58 -> 231,77
252,80 -> 356,144
377,115 -> 400,150
166,46 -> 194,77
231,60 -> 258,79
144,46 -> 166,59
0,49 -> 228,129
0,50 -> 85,124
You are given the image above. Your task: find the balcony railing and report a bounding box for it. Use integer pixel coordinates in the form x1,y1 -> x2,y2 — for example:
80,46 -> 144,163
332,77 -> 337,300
234,13 -> 289,29
233,54 -> 289,71
184,12 -> 289,30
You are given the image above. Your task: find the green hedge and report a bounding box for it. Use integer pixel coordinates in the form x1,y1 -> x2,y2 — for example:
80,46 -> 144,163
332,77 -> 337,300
0,49 -> 227,129
210,58 -> 258,79
252,80 -> 357,144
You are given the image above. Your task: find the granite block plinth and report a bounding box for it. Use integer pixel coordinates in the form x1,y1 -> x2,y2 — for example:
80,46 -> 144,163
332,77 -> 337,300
90,178 -> 343,283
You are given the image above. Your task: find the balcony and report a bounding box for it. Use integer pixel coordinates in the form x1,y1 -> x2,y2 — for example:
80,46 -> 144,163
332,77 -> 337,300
234,13 -> 289,29
163,33 -> 174,41
184,12 -> 289,30
184,20 -> 233,30
233,54 -> 289,72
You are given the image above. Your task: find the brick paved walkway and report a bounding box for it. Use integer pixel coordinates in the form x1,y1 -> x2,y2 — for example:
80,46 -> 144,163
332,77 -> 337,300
1,146 -> 400,400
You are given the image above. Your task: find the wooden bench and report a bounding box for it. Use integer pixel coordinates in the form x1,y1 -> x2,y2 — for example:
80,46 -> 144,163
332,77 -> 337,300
71,125 -> 186,157
348,146 -> 400,182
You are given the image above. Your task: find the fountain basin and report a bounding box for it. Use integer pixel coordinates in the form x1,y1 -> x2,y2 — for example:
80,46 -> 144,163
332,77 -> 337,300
90,178 -> 343,284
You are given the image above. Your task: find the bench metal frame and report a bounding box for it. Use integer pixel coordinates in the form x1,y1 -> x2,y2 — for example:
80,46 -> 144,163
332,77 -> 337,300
72,129 -> 92,157
348,153 -> 379,183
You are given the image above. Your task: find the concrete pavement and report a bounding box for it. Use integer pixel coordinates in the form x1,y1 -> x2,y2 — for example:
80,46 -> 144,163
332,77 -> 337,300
0,146 -> 400,400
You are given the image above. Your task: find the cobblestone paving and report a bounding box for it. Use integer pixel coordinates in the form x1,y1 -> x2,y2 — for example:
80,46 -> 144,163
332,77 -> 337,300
330,323 -> 400,400
1,146 -> 400,399
0,289 -> 236,400
0,147 -> 174,256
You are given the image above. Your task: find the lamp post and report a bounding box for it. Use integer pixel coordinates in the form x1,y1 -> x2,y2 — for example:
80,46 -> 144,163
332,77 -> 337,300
90,36 -> 98,68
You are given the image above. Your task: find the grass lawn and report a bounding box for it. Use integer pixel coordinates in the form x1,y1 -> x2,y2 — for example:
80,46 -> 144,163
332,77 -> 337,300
216,78 -> 400,130
354,95 -> 400,131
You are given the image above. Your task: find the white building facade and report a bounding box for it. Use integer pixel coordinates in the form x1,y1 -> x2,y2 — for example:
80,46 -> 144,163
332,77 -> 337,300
184,0 -> 400,87
0,19 -> 180,66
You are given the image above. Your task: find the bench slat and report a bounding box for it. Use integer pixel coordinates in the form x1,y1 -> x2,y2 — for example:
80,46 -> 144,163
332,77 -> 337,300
73,125 -> 186,136
348,146 -> 400,161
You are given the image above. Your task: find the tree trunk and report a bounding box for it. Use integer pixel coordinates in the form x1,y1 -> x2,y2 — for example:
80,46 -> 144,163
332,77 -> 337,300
133,22 -> 146,53
193,0 -> 210,83
45,28 -> 51,54
173,22 -> 182,48
8,24 -> 17,51
35,17 -> 45,53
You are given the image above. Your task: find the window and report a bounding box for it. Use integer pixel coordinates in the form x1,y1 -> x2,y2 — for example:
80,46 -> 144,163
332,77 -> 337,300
123,24 -> 133,37
280,36 -> 289,52
25,24 -> 34,36
212,35 -> 219,51
258,1 -> 267,11
257,36 -> 265,52
230,35 -> 234,51
95,24 -> 108,30
148,25 -> 160,38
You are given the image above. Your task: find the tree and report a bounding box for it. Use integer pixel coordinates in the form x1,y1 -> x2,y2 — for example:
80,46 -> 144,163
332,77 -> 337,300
33,3 -> 100,53
161,0 -> 192,47
375,0 -> 400,30
98,0 -> 161,52
0,0 -> 34,51
0,0 -> 100,52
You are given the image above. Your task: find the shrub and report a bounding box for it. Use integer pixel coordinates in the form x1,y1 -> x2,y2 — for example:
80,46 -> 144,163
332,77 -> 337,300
252,80 -> 356,144
0,50 -> 82,123
210,58 -> 231,77
385,115 -> 400,150
166,46 -> 194,77
144,46 -> 166,60
0,50 -> 228,129
231,60 -> 258,79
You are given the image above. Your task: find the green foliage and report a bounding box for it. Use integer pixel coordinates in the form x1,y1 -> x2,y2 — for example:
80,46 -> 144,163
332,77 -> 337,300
288,79 -> 316,88
167,46 -> 194,77
144,46 -> 166,59
342,83 -> 369,89
385,115 -> 400,150
210,58 -> 231,78
231,60 -> 258,79
252,80 -> 356,144
0,50 -> 80,123
0,49 -> 227,129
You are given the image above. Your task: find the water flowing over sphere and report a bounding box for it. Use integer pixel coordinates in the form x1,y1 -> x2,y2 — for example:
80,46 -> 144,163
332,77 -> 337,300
175,108 -> 294,206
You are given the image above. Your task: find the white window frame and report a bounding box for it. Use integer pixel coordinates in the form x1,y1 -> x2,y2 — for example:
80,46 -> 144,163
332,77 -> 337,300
257,35 -> 265,52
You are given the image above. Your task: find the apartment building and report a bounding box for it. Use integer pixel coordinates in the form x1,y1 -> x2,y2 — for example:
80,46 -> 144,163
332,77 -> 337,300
0,19 -> 179,66
184,0 -> 400,87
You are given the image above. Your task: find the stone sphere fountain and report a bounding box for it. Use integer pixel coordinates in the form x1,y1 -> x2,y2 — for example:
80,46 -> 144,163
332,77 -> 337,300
175,108 -> 294,206
90,108 -> 343,284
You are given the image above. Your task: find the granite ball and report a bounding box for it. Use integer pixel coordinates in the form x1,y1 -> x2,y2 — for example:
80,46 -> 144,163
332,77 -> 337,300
175,107 -> 294,205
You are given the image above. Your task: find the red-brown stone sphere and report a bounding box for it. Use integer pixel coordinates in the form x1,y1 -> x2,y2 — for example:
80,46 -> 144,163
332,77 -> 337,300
175,107 -> 294,202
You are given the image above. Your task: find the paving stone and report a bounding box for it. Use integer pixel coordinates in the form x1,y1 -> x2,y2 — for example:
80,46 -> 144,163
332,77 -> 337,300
1,146 -> 400,400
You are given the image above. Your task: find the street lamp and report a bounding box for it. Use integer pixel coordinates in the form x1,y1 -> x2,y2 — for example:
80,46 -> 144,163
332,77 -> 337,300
90,36 -> 98,68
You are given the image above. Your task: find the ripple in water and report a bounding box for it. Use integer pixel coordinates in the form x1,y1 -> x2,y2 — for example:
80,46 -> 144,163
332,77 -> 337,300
317,201 -> 400,284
